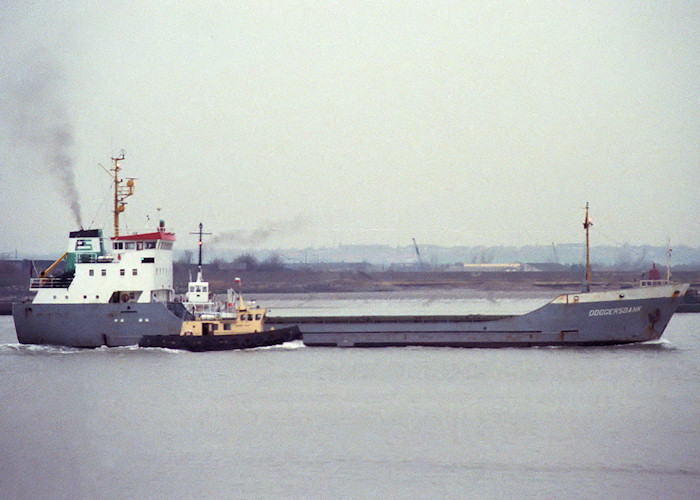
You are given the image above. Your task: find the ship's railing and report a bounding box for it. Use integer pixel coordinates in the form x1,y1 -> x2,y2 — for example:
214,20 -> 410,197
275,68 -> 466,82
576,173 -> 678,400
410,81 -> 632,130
114,226 -> 172,237
29,277 -> 74,290
75,254 -> 103,264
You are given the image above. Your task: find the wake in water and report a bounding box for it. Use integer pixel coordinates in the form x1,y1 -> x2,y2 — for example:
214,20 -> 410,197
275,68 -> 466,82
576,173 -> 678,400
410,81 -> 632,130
0,338 -> 674,355
254,339 -> 306,350
0,342 -> 188,356
0,343 -> 83,356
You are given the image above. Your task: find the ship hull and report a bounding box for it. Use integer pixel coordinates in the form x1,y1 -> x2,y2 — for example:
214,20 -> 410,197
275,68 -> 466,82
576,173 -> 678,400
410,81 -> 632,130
12,302 -> 190,348
138,326 -> 301,351
268,284 -> 688,348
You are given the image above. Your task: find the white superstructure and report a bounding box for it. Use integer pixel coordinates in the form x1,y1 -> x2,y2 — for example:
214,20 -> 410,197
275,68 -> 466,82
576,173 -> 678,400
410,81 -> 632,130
31,223 -> 176,304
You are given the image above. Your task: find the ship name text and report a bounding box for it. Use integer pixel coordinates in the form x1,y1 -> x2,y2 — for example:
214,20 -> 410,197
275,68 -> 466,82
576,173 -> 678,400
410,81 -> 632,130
589,306 -> 642,317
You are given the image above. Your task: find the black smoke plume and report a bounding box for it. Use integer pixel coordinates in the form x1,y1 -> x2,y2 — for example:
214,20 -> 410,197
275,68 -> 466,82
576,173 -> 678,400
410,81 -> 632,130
5,56 -> 82,227
210,216 -> 309,247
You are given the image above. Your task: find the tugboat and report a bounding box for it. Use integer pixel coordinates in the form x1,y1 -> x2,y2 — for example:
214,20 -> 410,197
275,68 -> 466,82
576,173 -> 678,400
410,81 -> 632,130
138,286 -> 300,351
12,153 -> 191,347
138,223 -> 300,351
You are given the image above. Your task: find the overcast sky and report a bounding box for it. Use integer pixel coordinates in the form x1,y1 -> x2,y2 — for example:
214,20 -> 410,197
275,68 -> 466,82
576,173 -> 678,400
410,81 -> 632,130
1,1 -> 698,255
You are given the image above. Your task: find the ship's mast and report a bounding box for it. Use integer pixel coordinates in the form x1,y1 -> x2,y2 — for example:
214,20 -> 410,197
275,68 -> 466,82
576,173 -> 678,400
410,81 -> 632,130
111,152 -> 134,237
190,223 -> 211,282
583,202 -> 592,291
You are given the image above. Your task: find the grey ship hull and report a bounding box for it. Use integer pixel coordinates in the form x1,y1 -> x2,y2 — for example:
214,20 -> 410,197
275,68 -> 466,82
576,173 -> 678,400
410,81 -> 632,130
268,284 -> 688,348
13,302 -> 190,348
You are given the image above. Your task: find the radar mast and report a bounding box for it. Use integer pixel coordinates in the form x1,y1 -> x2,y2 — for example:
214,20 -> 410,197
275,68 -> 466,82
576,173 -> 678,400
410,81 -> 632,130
111,152 -> 134,237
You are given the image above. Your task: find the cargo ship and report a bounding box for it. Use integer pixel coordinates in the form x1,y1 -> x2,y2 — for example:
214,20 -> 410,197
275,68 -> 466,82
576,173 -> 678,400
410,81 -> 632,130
267,205 -> 689,347
14,173 -> 688,350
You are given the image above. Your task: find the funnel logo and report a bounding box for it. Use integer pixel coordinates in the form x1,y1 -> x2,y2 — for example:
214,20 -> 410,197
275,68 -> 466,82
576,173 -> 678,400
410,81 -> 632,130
75,239 -> 94,251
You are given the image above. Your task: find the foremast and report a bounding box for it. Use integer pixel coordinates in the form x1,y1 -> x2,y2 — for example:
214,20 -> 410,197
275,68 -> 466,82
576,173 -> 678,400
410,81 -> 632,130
583,202 -> 593,292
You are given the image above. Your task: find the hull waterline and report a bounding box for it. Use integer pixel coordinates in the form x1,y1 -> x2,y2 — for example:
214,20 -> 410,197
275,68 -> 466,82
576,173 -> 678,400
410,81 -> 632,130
138,326 -> 301,351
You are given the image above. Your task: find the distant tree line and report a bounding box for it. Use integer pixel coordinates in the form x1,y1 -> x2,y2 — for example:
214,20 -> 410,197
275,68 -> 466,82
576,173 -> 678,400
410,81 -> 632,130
176,252 -> 285,271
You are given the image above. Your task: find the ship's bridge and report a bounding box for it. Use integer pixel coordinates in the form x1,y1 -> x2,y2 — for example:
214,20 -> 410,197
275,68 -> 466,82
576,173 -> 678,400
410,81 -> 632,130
111,228 -> 176,254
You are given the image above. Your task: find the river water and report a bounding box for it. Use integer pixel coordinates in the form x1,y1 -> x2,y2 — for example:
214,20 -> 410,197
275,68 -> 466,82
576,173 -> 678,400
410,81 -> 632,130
1,290 -> 698,499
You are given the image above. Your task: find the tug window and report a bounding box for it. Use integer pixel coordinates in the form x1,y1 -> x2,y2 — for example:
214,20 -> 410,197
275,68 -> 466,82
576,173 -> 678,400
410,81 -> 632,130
224,323 -> 231,331
125,242 -> 135,250
145,241 -> 156,249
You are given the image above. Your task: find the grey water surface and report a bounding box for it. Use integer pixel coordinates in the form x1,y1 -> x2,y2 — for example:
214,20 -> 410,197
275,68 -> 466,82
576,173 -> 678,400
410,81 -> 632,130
1,291 -> 698,499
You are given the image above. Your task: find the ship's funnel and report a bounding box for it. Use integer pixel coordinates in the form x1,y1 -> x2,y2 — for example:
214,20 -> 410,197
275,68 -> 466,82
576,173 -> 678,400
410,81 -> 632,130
65,228 -> 104,272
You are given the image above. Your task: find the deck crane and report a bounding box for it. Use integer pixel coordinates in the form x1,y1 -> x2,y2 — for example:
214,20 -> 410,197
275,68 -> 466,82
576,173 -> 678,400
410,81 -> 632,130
412,238 -> 424,269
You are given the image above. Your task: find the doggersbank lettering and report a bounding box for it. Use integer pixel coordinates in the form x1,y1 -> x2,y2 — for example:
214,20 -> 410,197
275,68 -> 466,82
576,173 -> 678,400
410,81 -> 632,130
589,306 -> 642,317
